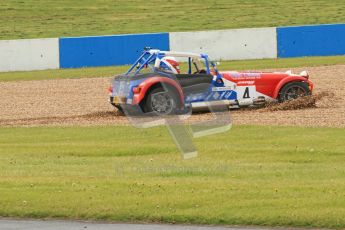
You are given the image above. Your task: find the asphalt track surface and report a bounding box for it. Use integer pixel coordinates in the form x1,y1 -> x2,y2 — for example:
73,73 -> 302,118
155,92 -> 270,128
0,219 -> 273,230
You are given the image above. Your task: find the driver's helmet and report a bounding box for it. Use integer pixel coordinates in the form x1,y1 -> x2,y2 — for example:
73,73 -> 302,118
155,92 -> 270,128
159,56 -> 180,74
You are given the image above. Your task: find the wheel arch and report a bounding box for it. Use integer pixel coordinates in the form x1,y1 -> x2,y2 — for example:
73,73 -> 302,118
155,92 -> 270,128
133,76 -> 184,108
273,76 -> 309,99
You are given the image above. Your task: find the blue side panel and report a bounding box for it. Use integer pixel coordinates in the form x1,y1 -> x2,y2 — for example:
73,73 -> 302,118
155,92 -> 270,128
277,24 -> 345,58
59,33 -> 169,68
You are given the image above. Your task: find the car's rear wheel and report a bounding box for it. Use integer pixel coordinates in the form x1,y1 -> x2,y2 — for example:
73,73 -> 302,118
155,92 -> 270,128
278,82 -> 310,102
144,87 -> 178,115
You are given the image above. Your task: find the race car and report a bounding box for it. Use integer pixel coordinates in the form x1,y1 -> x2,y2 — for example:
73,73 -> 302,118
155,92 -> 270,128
108,48 -> 314,115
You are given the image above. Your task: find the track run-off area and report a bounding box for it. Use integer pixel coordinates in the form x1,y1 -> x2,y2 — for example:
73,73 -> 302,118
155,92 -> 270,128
0,65 -> 344,128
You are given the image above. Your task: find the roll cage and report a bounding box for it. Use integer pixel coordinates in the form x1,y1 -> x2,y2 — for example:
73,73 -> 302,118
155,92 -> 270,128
125,49 -> 218,76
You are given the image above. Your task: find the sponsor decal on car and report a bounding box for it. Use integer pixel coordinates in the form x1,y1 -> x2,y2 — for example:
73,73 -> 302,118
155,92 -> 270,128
237,81 -> 255,85
228,72 -> 262,79
212,86 -> 233,91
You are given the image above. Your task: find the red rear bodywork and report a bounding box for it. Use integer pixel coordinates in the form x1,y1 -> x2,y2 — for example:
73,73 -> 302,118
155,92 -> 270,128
132,76 -> 184,105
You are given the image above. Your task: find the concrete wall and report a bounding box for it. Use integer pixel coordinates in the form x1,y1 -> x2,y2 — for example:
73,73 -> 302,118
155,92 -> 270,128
0,38 -> 59,72
1,23 -> 345,72
59,33 -> 169,68
277,24 -> 345,58
169,28 -> 277,60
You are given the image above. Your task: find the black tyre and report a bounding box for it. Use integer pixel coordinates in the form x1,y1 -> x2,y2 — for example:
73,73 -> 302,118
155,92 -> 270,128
115,105 -> 123,113
278,82 -> 310,102
144,87 -> 179,115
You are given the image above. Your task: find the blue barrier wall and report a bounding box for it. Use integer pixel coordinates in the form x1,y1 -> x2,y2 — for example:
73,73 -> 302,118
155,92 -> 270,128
4,24 -> 345,72
277,24 -> 345,58
59,33 -> 169,68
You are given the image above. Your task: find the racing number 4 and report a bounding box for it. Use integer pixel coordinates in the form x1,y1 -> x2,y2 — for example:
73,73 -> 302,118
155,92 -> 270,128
237,86 -> 257,99
243,87 -> 250,98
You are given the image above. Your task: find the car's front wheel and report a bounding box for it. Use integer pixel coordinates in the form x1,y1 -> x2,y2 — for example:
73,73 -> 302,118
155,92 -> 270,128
144,87 -> 179,115
278,82 -> 311,102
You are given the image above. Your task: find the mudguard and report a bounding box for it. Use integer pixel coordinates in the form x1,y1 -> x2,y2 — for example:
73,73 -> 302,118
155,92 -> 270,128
132,76 -> 184,105
273,76 -> 312,99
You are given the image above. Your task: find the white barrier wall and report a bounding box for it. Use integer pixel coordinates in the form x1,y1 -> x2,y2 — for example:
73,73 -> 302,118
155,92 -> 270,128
0,27 -> 278,72
170,28 -> 277,60
0,38 -> 59,72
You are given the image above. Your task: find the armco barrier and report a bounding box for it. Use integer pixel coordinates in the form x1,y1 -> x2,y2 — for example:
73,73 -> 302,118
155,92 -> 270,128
277,24 -> 345,58
169,28 -> 277,60
0,38 -> 59,72
59,33 -> 169,68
